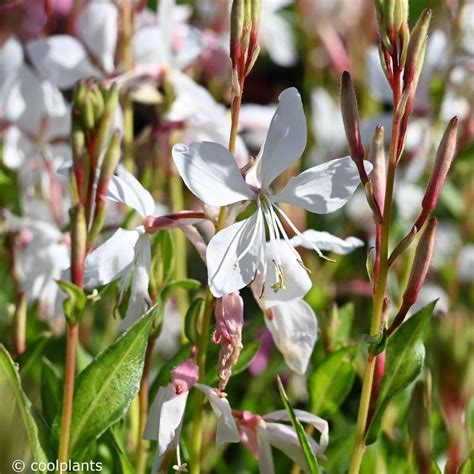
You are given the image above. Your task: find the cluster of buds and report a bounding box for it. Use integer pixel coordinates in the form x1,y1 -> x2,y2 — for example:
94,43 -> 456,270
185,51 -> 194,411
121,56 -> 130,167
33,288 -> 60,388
212,292 -> 244,391
230,0 -> 261,97
69,81 -> 121,286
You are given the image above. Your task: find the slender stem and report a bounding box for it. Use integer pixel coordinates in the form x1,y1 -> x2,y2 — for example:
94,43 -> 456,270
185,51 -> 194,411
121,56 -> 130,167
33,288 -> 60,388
135,337 -> 156,474
57,324 -> 79,470
13,292 -> 27,356
190,289 -> 215,474
122,0 -> 134,171
349,66 -> 401,474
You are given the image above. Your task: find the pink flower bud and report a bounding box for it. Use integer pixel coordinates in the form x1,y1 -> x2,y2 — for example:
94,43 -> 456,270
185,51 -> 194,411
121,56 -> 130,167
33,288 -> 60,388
422,117 -> 458,213
341,71 -> 367,182
172,359 -> 199,395
214,292 -> 244,390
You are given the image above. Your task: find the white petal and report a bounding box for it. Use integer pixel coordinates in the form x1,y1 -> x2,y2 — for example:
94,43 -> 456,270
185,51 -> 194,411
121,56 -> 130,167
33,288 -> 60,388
77,2 -> 118,72
272,157 -> 372,214
260,422 -> 319,470
256,87 -> 307,188
290,230 -> 364,255
263,410 -> 329,452
260,13 -> 297,67
457,245 -> 474,283
172,142 -> 255,206
119,234 -> 152,330
256,430 -> 275,474
84,228 -> 141,288
107,167 -> 155,217
0,36 -> 24,86
254,240 -> 311,309
265,299 -> 317,374
206,212 -> 263,297
133,26 -> 170,66
194,384 -> 240,448
172,26 -> 204,70
2,127 -> 35,169
27,36 -> 102,89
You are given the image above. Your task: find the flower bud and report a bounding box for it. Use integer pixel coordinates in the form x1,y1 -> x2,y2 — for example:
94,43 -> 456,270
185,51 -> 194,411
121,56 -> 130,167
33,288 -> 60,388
403,9 -> 431,88
213,292 -> 244,390
369,125 -> 386,212
70,203 -> 87,286
230,0 -> 244,68
403,217 -> 437,306
172,359 -> 199,394
422,117 -> 458,212
388,225 -> 418,266
394,0 -> 408,33
341,71 -> 366,179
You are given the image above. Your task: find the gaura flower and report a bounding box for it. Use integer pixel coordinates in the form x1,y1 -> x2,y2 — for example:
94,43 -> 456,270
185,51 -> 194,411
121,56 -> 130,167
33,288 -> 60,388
252,231 -> 363,374
237,408 -> 329,474
172,87 -> 371,297
144,359 -> 239,473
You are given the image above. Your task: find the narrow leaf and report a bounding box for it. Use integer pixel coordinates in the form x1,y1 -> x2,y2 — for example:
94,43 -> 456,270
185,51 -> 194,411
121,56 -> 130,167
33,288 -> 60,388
55,314 -> 153,457
366,302 -> 435,444
41,358 -> 61,428
0,344 -> 49,463
18,331 -> 52,376
277,376 -> 321,474
309,347 -> 356,417
185,297 -> 204,343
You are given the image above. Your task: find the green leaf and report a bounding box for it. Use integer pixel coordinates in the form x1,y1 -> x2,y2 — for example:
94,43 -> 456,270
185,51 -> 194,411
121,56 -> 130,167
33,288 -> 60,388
309,347 -> 356,417
18,331 -> 52,376
57,280 -> 87,325
330,303 -> 354,350
41,358 -> 61,428
160,279 -> 201,303
56,314 -> 153,458
206,340 -> 261,385
459,451 -> 474,474
184,297 -> 204,344
431,458 -> 442,474
157,229 -> 175,281
366,302 -> 435,444
105,427 -> 136,474
277,376 -> 320,474
0,344 -> 49,463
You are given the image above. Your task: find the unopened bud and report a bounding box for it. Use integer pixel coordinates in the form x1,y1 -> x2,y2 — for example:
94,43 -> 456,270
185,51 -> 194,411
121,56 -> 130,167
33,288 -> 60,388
422,117 -> 458,212
403,217 -> 437,306
341,71 -> 366,180
403,9 -> 431,88
70,203 -> 87,287
172,359 -> 199,394
384,0 -> 396,40
388,225 -> 418,266
394,0 -> 408,32
369,125 -> 386,212
214,292 -> 244,390
230,0 -> 244,67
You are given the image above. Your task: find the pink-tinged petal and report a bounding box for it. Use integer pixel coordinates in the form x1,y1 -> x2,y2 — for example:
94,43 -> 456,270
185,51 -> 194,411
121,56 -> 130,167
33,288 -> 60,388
256,428 -> 275,474
206,212 -> 263,297
172,359 -> 199,394
133,26 -> 170,66
172,142 -> 255,207
107,167 -> 155,217
143,384 -> 188,462
263,410 -> 329,452
77,2 -> 118,72
172,25 -> 204,70
27,36 -> 102,89
291,230 -> 364,255
194,384 -> 240,448
265,299 -> 317,374
256,88 -> 307,188
260,422 -> 319,470
119,234 -> 152,330
84,228 -> 141,288
272,157 -> 372,214
252,240 -> 311,309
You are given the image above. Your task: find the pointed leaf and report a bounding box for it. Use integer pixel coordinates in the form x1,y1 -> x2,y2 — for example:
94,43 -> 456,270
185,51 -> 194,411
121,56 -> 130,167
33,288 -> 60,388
18,332 -> 52,376
41,358 -> 61,428
55,314 -> 153,457
366,302 -> 435,444
309,347 -> 356,417
277,376 -> 321,474
184,297 -> 204,344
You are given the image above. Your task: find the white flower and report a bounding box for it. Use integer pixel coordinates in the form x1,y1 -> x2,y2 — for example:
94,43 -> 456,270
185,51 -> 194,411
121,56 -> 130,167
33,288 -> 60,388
173,87 -> 371,297
84,167 -> 156,330
238,409 -> 329,474
252,231 -> 363,374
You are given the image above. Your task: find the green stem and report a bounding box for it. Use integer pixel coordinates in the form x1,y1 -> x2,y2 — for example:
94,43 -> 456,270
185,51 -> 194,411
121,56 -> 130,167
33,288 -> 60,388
122,0 -> 134,171
57,323 -> 79,471
349,67 -> 401,474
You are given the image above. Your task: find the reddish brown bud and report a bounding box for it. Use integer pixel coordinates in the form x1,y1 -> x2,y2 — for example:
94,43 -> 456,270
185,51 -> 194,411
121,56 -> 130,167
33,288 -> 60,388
403,217 -> 437,306
341,71 -> 366,179
422,117 -> 458,212
230,0 -> 245,67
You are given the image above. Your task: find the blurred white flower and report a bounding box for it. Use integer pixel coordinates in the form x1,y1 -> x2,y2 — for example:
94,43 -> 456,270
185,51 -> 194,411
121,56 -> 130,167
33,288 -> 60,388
457,245 -> 474,283
238,408 -> 329,474
173,87 -> 371,297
